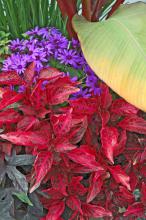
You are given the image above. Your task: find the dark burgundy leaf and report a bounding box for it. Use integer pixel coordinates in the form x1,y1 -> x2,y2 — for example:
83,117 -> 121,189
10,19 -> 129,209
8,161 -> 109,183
66,195 -> 82,214
51,170 -> 68,196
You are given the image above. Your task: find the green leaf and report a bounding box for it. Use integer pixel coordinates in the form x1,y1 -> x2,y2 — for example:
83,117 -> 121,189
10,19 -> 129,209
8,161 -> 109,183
13,192 -> 33,206
73,2 -> 146,112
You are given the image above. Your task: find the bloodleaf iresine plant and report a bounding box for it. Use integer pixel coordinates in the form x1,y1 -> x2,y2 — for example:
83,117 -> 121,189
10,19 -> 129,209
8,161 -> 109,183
0,64 -> 146,219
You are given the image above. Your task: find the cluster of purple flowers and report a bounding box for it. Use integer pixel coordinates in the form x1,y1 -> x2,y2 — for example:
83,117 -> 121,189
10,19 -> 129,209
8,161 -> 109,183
2,26 -> 101,97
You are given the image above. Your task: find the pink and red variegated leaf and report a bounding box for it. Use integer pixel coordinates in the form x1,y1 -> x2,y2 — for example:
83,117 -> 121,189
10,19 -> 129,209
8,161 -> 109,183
45,201 -> 65,220
23,62 -> 36,84
0,131 -> 48,148
67,145 -> 104,171
111,98 -> 138,116
30,151 -> 53,193
69,97 -> 98,115
118,115 -> 146,134
108,165 -> 131,191
99,83 -> 112,109
87,170 -> 106,203
68,116 -> 88,144
0,109 -> 22,124
39,67 -> 63,81
66,195 -> 83,214
51,108 -> 72,136
0,71 -> 23,85
54,137 -> 77,152
114,130 -> 127,157
0,90 -> 23,111
17,116 -> 39,131
123,202 -> 145,217
81,203 -> 112,218
101,126 -> 119,164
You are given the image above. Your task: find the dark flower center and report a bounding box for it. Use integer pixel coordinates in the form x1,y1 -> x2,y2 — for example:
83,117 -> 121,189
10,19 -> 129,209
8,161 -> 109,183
67,55 -> 72,60
36,55 -> 40,60
18,65 -> 22,69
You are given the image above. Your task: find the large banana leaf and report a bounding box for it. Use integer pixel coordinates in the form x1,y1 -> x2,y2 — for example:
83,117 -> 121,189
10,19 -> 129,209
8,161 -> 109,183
73,3 -> 146,111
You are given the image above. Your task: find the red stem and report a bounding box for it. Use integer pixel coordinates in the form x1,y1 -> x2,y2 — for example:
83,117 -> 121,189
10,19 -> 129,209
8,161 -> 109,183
107,0 -> 124,18
57,0 -> 77,38
91,0 -> 107,21
81,0 -> 92,21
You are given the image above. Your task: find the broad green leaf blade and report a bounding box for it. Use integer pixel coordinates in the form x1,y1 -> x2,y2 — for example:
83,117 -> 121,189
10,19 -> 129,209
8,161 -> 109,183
73,3 -> 146,112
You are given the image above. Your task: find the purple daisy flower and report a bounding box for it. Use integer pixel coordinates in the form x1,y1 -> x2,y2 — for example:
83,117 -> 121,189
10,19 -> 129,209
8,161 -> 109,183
2,56 -> 14,71
10,54 -> 28,74
26,26 -> 40,36
48,33 -> 69,52
31,49 -> 47,68
42,41 -> 53,57
57,49 -> 79,66
38,27 -> 49,39
49,27 -> 61,35
71,38 -> 80,48
9,38 -> 24,51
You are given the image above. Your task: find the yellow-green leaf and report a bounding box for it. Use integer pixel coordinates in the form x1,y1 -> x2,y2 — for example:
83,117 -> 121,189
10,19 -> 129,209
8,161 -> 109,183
73,3 -> 146,112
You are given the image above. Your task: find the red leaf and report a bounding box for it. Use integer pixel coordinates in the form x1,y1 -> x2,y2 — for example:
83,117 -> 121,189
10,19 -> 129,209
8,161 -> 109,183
51,171 -> 68,196
114,130 -> 127,157
39,67 -> 63,80
87,171 -> 105,203
69,116 -> 88,144
47,77 -> 79,105
0,90 -> 23,110
45,201 -> 65,220
118,115 -> 146,134
68,176 -> 87,196
99,83 -> 112,109
141,182 -> 146,205
0,71 -> 23,85
23,62 -> 36,84
111,98 -> 138,116
0,109 -> 22,124
123,202 -> 144,217
66,195 -> 83,214
67,145 -> 104,171
51,109 -> 72,136
100,110 -> 110,127
0,131 -> 48,148
30,151 -> 53,193
101,126 -> 119,164
17,116 -> 39,131
69,97 -> 97,115
54,137 -> 77,152
108,165 -> 131,191
81,203 -> 112,218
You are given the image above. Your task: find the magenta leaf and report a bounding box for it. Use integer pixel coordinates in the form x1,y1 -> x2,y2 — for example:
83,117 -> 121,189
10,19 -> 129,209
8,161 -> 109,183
67,145 -> 104,171
108,165 -> 131,191
118,115 -> 146,134
30,151 -> 53,193
101,126 -> 119,164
